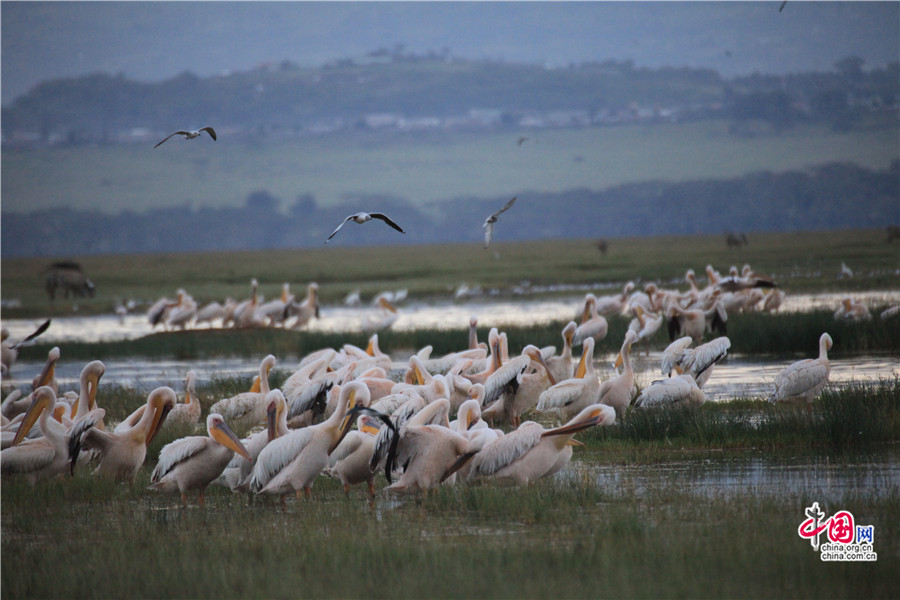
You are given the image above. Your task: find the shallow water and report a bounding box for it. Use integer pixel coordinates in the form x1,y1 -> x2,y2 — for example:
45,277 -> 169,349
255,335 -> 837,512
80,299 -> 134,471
570,446 -> 900,502
2,290 -> 898,398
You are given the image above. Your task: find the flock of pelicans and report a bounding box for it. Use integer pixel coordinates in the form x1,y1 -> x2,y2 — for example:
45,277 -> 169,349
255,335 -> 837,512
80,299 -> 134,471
4,261 -> 870,508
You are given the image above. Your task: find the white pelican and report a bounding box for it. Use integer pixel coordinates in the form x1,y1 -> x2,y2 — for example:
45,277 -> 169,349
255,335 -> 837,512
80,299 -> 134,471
769,333 -> 833,412
467,404 -> 615,486
325,212 -> 405,244
149,413 -> 250,506
71,386 -> 176,481
598,331 -> 638,417
593,282 -> 636,317
762,288 -> 785,312
326,410 -> 383,497
165,289 -> 197,330
147,296 -> 177,328
666,300 -> 726,343
573,295 -> 608,347
661,336 -> 731,388
628,305 -> 663,354
536,337 -> 599,423
834,298 -> 871,321
209,355 -> 277,433
194,298 -> 237,328
233,279 -> 264,328
257,283 -> 293,326
250,381 -> 368,502
543,321 -> 577,383
633,374 -> 705,408
363,296 -> 399,332
222,390 -> 290,492
483,196 -> 517,249
286,361 -> 358,426
716,266 -> 777,293
1,387 -> 103,483
286,283 -> 320,329
0,319 -> 51,377
167,370 -> 202,426
153,126 -> 217,148
482,345 -> 556,429
359,398 -> 480,494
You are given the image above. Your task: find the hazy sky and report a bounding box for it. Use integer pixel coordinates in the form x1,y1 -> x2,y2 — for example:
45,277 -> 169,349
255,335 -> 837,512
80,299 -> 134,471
2,1 -> 898,106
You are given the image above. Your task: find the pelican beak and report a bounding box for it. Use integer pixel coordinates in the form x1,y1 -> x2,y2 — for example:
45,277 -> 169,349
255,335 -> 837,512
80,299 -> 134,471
52,404 -> 66,422
614,352 -> 624,370
35,355 -> 57,389
440,451 -> 477,483
414,365 -> 426,386
329,390 -> 358,454
249,376 -> 261,394
674,365 -> 684,375
468,415 -> 481,430
575,348 -> 589,379
212,420 -> 251,461
529,350 -> 556,386
266,401 -> 278,442
567,438 -> 585,446
146,401 -> 172,446
361,421 -> 381,436
366,337 -> 376,356
381,298 -> 397,313
12,392 -> 51,446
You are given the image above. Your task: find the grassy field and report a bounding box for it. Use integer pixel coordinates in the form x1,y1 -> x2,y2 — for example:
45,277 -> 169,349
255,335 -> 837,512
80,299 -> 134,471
2,382 -> 898,599
3,120 -> 898,215
3,228 -> 898,321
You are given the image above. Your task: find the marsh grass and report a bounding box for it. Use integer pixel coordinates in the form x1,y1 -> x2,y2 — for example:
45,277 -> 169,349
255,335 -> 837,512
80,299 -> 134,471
588,380 -> 900,455
2,447 -> 897,599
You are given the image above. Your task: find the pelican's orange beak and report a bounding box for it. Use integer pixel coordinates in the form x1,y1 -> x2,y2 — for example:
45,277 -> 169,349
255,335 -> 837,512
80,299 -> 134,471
212,420 -> 251,461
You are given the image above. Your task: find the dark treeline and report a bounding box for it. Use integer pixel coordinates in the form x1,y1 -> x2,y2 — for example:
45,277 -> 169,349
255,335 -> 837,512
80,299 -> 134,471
4,161 -> 896,258
2,54 -> 898,144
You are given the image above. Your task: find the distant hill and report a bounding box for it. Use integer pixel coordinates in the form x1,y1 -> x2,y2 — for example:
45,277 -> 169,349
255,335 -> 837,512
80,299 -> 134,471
2,54 -> 897,145
3,161 -> 896,258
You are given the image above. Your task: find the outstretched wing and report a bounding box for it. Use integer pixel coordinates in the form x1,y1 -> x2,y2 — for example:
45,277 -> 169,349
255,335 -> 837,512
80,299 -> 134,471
153,131 -> 189,149
11,319 -> 51,350
370,213 -> 405,234
491,197 -> 517,220
199,126 -> 217,141
325,216 -> 353,243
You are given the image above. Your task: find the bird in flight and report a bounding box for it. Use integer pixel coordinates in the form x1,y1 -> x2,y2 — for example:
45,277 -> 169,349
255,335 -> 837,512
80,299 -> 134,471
483,197 -> 517,249
325,212 -> 406,244
153,127 -> 217,148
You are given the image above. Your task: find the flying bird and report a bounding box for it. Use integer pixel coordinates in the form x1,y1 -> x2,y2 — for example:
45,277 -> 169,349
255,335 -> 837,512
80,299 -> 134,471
153,127 -> 217,148
483,197 -> 517,249
325,212 -> 406,244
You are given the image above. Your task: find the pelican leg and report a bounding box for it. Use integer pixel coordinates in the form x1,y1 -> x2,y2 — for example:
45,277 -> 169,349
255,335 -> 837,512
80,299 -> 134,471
296,489 -> 304,503
367,480 -> 376,498
180,492 -> 188,507
304,487 -> 312,500
198,490 -> 205,507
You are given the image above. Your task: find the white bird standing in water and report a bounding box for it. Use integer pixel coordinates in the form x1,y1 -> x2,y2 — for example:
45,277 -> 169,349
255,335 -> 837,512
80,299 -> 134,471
769,332 -> 833,413
153,127 -> 217,148
325,212 -> 405,244
483,197 -> 517,249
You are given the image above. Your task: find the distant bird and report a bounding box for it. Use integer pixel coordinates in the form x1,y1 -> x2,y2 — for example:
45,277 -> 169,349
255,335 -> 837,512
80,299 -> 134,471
483,197 -> 517,249
153,127 -> 217,148
838,262 -> 853,279
325,212 -> 405,244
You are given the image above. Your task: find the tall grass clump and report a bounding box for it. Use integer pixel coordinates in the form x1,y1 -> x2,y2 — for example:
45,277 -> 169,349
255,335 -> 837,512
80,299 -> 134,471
728,309 -> 900,355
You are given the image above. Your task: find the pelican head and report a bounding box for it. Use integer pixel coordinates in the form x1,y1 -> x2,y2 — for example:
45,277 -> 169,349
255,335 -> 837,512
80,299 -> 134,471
524,344 -> 556,385
614,330 -> 639,369
562,321 -> 577,346
330,382 -> 370,454
820,332 -> 833,353
208,413 -> 251,461
146,387 -> 177,446
12,386 -> 56,446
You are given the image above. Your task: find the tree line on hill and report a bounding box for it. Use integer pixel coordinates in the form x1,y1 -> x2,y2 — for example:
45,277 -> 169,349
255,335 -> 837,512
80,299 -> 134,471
3,161 -> 896,258
2,53 -> 897,145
